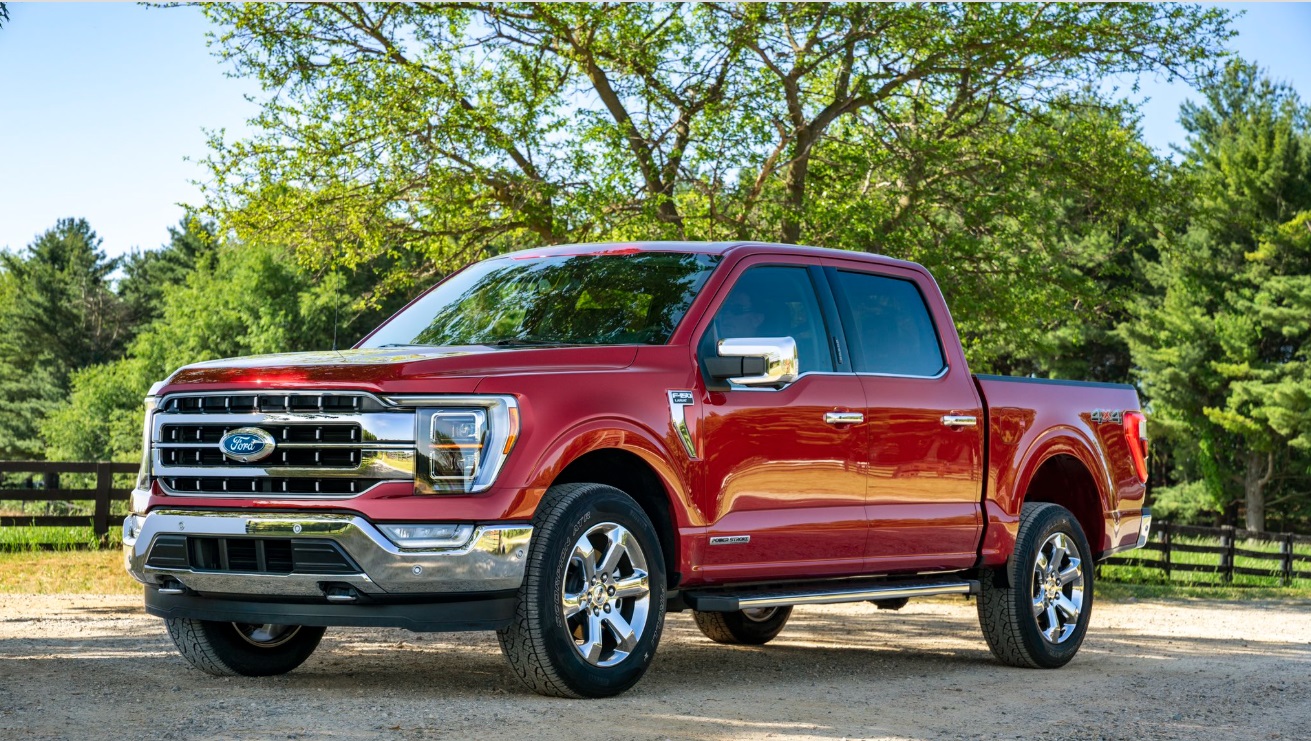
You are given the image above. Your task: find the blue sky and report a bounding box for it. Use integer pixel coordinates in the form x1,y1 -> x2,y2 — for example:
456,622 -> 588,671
2,3 -> 1310,258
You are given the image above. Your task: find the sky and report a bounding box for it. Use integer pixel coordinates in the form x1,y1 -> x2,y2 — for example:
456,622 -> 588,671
1,3 -> 1310,259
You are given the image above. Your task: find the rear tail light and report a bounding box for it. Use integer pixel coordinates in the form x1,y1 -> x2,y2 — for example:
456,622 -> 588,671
1122,411 -> 1149,484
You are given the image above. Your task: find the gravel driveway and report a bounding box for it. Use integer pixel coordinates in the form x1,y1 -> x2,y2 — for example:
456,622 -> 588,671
2,594 -> 1308,740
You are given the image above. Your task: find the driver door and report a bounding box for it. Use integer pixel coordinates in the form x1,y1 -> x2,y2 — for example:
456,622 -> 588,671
694,258 -> 869,582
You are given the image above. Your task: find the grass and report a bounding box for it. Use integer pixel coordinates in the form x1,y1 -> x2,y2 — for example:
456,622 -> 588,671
0,548 -> 139,594
1100,532 -> 1311,590
0,526 -> 120,551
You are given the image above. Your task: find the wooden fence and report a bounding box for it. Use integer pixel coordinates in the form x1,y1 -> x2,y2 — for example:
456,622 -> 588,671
0,461 -> 139,547
1102,521 -> 1311,586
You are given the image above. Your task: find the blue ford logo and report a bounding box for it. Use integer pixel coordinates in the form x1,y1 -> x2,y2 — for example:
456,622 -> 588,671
218,427 -> 276,463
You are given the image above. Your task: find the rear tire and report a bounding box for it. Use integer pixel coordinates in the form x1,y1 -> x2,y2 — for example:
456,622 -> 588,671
977,502 -> 1093,669
692,606 -> 792,645
497,483 -> 666,698
165,618 -> 325,677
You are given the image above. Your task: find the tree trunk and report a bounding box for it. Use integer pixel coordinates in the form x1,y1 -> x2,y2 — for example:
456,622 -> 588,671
1242,451 -> 1271,532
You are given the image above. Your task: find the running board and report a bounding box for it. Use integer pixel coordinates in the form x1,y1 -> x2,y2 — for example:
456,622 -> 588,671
684,578 -> 978,612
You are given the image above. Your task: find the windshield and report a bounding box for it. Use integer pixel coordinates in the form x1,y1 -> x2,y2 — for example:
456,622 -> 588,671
361,252 -> 721,347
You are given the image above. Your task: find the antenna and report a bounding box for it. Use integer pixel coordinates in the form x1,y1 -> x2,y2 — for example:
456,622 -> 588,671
332,271 -> 340,352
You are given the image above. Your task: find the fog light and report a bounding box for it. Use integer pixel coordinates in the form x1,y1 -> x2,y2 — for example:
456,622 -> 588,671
378,523 -> 475,550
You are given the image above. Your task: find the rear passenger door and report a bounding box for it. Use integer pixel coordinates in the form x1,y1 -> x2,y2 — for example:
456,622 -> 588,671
825,262 -> 985,572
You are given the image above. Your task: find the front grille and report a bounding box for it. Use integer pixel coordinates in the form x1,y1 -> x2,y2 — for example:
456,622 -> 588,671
152,391 -> 414,498
162,393 -> 388,414
162,477 -> 386,496
146,534 -> 359,575
161,423 -> 362,444
161,447 -> 361,468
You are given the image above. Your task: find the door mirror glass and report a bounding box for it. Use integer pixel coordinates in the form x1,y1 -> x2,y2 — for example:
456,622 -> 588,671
705,337 -> 799,386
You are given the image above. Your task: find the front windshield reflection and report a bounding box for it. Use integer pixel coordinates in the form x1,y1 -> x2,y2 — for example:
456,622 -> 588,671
361,252 -> 720,348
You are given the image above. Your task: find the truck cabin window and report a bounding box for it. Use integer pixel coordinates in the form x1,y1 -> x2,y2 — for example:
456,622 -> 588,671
362,252 -> 721,347
834,271 -> 945,377
700,265 -> 834,373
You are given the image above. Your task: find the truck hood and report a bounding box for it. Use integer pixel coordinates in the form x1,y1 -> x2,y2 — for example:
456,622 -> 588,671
162,345 -> 640,394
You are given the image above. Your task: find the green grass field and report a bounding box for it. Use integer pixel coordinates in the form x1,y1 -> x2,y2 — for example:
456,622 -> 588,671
1100,533 -> 1311,589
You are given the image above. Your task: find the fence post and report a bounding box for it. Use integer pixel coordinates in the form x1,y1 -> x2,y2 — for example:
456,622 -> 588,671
93,462 -> 111,546
1221,526 -> 1236,583
1282,535 -> 1295,587
1161,521 -> 1172,581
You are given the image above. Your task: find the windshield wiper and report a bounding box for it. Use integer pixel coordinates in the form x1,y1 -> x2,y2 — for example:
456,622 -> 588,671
485,338 -> 576,347
376,343 -> 441,348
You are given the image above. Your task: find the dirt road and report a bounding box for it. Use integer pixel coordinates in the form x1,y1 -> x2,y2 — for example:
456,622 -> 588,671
2,594 -> 1308,740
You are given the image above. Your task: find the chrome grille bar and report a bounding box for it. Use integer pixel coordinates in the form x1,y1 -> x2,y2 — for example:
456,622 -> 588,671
152,391 -> 415,498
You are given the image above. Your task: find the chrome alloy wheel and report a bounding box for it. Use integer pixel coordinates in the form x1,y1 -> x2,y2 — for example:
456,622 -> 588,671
560,522 -> 651,667
740,607 -> 781,622
233,623 -> 301,648
1030,532 -> 1084,644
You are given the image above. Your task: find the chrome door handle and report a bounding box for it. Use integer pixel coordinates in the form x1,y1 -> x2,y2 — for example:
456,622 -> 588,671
824,412 -> 864,425
941,415 -> 978,428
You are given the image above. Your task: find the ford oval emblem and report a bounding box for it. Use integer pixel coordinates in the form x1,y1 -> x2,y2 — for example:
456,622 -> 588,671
218,427 -> 277,463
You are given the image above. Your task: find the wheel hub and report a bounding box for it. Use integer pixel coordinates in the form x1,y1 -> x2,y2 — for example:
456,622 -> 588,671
1030,531 -> 1085,644
560,522 -> 651,667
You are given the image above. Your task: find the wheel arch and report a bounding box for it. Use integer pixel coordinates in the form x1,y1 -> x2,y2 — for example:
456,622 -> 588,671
1016,437 -> 1111,556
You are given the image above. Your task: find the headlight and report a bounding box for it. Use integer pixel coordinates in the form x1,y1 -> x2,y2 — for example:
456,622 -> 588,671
414,397 -> 520,494
132,395 -> 158,513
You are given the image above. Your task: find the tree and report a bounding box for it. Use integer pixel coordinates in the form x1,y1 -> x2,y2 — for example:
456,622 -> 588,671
43,240 -> 410,461
0,218 -> 133,384
118,216 -> 221,327
197,2 -> 1232,343
1125,61 -> 1311,531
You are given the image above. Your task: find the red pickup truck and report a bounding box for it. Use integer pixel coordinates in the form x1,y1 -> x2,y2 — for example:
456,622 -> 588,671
124,241 -> 1151,697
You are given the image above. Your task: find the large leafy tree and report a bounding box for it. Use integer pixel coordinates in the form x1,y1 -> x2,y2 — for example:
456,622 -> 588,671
197,2 -> 1231,353
42,240 -> 410,462
1126,61 -> 1311,531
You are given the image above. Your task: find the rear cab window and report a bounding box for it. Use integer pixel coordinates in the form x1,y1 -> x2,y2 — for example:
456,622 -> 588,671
830,270 -> 945,377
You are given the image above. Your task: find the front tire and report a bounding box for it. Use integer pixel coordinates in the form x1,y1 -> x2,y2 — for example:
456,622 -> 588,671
165,618 -> 325,677
498,483 -> 667,698
977,502 -> 1093,669
692,606 -> 792,645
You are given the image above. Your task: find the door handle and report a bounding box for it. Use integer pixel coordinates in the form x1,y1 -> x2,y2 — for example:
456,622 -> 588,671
824,411 -> 864,425
941,415 -> 978,428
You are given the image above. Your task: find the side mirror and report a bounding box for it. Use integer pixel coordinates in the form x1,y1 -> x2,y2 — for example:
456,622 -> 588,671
705,337 -> 799,387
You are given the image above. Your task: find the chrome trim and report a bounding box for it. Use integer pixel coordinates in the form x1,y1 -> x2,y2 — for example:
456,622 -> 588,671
159,388 -> 396,409
124,510 -> 532,596
717,336 -> 799,386
941,415 -> 978,428
1136,509 -> 1152,550
667,390 -> 698,459
855,366 -> 949,381
824,411 -> 864,425
735,581 -> 972,610
153,448 -> 416,480
156,478 -> 399,500
152,411 -> 415,444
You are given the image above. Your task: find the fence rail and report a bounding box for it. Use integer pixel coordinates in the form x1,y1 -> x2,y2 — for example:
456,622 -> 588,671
0,461 -> 138,547
1102,520 -> 1311,585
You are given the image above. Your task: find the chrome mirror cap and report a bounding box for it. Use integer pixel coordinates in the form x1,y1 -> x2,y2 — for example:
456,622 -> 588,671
717,337 -> 799,386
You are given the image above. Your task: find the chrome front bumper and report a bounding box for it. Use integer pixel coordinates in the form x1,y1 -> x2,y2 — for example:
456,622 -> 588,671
123,507 -> 532,598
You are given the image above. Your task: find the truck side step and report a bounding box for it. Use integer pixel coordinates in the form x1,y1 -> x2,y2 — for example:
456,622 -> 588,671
683,577 -> 979,612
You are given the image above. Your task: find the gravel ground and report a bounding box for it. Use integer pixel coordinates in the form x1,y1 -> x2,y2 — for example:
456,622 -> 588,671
1,594 -> 1309,740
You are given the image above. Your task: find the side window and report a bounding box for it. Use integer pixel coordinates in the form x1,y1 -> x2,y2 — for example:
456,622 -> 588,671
833,271 -> 945,376
700,266 -> 834,374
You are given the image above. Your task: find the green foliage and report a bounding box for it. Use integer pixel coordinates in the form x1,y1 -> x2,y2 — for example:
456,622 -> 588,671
42,240 -> 408,462
0,218 -> 134,383
1125,61 -> 1311,530
197,2 -> 1232,365
118,216 -> 221,327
